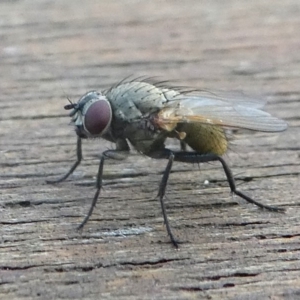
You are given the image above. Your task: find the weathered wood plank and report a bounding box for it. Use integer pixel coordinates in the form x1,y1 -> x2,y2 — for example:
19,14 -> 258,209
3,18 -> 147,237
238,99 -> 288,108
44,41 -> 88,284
0,0 -> 300,299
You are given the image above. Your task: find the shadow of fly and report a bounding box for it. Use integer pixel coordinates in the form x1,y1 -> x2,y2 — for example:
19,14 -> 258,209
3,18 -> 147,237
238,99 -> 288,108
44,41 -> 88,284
47,77 -> 287,248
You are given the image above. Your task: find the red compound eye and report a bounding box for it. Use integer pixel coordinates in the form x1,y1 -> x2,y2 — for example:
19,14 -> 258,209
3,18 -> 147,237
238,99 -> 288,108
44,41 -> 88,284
84,99 -> 112,136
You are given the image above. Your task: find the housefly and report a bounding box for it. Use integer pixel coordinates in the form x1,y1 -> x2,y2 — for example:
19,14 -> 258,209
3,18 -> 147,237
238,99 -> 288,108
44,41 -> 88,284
47,78 -> 287,247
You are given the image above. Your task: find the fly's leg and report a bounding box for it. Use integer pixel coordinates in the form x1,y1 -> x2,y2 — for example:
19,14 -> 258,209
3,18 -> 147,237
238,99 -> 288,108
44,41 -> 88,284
77,149 -> 129,229
180,141 -> 187,151
157,152 -> 179,248
77,153 -> 104,229
172,151 -> 285,212
78,139 -> 130,230
153,149 -> 285,248
142,149 -> 179,247
46,137 -> 82,184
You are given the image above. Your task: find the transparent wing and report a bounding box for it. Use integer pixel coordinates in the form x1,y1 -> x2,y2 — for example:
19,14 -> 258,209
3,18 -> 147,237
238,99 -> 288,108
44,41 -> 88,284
157,93 -> 287,132
183,90 -> 266,109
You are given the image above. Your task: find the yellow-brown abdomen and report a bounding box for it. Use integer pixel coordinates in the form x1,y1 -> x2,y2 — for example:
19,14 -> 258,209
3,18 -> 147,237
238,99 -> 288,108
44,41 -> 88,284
177,123 -> 228,155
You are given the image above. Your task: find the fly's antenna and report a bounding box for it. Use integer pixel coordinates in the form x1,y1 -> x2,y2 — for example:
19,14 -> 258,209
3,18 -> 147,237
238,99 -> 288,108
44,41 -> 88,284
58,79 -> 74,109
64,98 -> 77,110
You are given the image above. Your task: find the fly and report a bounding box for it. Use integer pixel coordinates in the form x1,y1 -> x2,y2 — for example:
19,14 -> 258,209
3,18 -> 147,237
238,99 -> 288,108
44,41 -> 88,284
47,78 -> 288,248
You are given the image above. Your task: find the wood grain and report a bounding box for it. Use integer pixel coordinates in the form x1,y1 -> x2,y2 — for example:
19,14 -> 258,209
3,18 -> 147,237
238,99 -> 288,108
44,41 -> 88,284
0,0 -> 300,299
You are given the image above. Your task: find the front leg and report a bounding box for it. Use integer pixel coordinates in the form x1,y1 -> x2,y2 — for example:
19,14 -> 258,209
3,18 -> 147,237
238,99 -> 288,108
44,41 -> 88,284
47,136 -> 82,184
78,139 -> 130,229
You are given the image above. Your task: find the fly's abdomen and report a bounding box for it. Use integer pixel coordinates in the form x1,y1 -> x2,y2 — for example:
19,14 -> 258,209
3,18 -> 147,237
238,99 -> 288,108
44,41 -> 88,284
177,123 -> 228,155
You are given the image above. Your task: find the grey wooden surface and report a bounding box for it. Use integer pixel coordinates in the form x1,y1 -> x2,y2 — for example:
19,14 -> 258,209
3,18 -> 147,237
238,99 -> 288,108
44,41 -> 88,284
0,1 -> 300,299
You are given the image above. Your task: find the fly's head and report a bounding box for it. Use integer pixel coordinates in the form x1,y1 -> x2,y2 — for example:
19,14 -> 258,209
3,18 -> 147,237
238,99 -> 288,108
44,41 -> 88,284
65,91 -> 112,139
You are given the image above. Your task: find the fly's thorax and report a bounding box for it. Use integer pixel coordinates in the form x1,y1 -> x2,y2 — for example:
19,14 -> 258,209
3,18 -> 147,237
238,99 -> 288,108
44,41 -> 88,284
66,91 -> 112,139
104,81 -> 179,123
101,81 -> 181,144
176,123 -> 228,155
128,131 -> 168,155
119,117 -> 167,155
